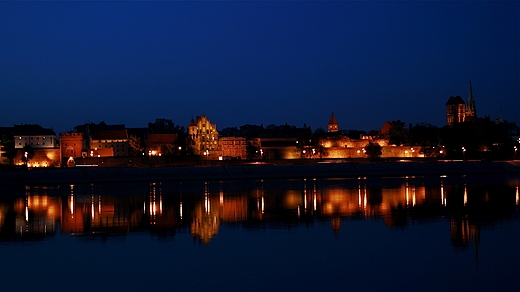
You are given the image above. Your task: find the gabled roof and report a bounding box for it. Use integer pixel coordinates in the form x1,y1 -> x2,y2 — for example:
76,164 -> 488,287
13,124 -> 56,136
379,121 -> 392,136
446,96 -> 465,105
91,129 -> 128,140
328,113 -> 338,125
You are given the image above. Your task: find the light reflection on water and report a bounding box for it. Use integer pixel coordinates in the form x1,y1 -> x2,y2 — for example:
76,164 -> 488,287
0,174 -> 518,291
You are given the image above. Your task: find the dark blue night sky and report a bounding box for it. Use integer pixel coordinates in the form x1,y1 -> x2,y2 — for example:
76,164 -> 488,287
1,1 -> 518,133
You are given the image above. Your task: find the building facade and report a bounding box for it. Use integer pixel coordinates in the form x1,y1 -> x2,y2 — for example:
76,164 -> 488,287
446,82 -> 478,126
13,124 -> 56,149
220,137 -> 246,159
60,133 -> 83,159
446,96 -> 466,126
188,115 -> 220,158
90,129 -> 129,157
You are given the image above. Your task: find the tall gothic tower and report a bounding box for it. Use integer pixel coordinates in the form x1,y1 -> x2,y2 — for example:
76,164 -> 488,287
466,80 -> 477,120
446,96 -> 466,126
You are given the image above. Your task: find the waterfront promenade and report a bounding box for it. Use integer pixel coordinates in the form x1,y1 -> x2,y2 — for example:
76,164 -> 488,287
1,161 -> 520,185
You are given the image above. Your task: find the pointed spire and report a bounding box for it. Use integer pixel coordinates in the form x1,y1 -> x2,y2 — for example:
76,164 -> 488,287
466,80 -> 477,117
329,112 -> 338,125
328,113 -> 338,133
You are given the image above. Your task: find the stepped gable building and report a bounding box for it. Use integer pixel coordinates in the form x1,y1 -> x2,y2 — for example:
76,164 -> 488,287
328,113 -> 339,133
187,115 -> 220,157
446,96 -> 466,126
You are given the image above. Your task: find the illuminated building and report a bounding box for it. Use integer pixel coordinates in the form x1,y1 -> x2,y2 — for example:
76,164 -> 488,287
74,121 -> 126,151
187,115 -> 220,158
59,133 -> 83,166
446,81 -> 479,126
319,116 -> 421,159
13,124 -> 56,149
5,124 -> 61,167
446,96 -> 466,126
328,112 -> 338,133
90,129 -> 129,157
220,136 -> 247,159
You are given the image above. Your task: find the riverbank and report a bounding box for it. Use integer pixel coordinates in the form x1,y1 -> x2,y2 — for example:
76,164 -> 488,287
1,160 -> 520,185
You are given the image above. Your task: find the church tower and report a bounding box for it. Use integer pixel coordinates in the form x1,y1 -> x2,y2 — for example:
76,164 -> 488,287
446,96 -> 466,126
466,80 -> 477,121
328,113 -> 338,133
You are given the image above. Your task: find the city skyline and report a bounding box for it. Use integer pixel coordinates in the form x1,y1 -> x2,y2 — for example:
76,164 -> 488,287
1,1 -> 518,134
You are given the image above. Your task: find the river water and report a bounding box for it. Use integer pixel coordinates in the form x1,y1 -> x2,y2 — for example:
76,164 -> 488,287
0,174 -> 518,291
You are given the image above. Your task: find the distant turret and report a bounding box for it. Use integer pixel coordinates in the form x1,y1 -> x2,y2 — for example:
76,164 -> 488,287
328,113 -> 339,133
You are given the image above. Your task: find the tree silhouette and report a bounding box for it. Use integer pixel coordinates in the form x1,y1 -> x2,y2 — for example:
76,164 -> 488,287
365,142 -> 382,161
388,120 -> 409,146
148,118 -> 185,134
128,135 -> 144,156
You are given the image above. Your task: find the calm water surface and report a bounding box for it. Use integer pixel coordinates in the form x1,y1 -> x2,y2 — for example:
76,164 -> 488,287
0,174 -> 518,291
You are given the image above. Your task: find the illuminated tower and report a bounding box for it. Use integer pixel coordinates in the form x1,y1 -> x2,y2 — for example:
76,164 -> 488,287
466,80 -> 477,122
446,96 -> 466,126
328,112 -> 339,133
59,132 -> 83,164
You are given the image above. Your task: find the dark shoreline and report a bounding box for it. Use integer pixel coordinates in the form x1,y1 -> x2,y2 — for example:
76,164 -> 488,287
1,161 -> 520,185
